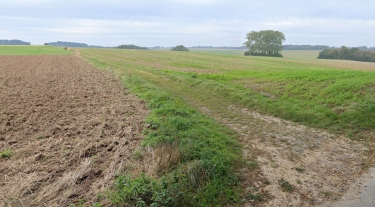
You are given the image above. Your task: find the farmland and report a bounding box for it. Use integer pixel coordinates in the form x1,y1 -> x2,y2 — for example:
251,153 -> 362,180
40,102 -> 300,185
78,48 -> 374,206
1,46 -> 375,206
81,48 -> 375,138
0,45 -> 72,55
0,54 -> 147,206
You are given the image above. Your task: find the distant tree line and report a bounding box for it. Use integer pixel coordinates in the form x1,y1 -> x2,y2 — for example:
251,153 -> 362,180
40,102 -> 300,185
283,45 -> 330,50
357,46 -> 375,52
244,30 -> 285,57
170,45 -> 189,51
44,41 -> 106,48
45,41 -> 88,47
118,44 -> 149,50
318,46 -> 375,62
0,39 -> 30,45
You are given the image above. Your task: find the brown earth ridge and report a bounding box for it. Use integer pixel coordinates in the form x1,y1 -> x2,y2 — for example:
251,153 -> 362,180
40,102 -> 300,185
0,55 -> 148,206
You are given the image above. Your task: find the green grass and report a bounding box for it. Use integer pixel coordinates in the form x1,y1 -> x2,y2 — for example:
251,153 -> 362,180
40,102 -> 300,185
80,48 -> 375,138
278,179 -> 294,192
81,49 -> 243,206
79,48 -> 375,206
0,149 -> 12,159
0,46 -> 72,55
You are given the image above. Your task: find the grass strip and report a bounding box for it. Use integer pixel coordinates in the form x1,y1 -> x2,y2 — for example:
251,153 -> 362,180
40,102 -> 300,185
83,52 -> 243,207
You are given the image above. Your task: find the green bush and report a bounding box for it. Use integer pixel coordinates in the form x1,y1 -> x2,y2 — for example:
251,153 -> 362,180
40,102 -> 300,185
318,47 -> 375,62
170,45 -> 189,51
244,51 -> 283,57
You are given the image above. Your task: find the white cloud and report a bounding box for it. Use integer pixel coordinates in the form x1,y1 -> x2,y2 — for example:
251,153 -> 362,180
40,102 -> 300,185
1,1 -> 375,46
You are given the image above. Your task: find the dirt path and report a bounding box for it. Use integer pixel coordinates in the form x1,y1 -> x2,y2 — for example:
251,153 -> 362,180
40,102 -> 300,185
0,55 -> 148,206
200,105 -> 370,206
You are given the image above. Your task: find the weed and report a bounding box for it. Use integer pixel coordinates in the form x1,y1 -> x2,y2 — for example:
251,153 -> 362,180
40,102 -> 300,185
68,199 -> 85,207
0,149 -> 12,159
294,166 -> 305,172
247,193 -> 263,201
321,191 -> 332,197
96,193 -> 103,202
132,148 -> 144,160
278,179 -> 294,192
297,180 -> 302,185
247,161 -> 259,170
37,134 -> 44,139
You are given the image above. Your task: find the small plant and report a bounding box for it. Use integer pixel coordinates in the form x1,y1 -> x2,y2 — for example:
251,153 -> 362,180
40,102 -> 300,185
278,179 -> 293,192
321,191 -> 332,197
68,198 -> 85,207
247,193 -> 263,201
132,148 -> 144,160
297,180 -> 302,185
294,166 -> 305,172
37,134 -> 44,139
0,150 -> 12,159
247,161 -> 259,170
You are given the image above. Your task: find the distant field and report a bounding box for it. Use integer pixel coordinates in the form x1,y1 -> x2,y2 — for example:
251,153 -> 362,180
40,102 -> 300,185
81,48 -> 375,137
190,49 -> 375,71
0,45 -> 72,55
189,49 -> 321,58
190,48 -> 247,55
282,50 -> 321,59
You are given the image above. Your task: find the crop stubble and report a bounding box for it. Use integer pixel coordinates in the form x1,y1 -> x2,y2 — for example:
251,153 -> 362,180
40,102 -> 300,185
0,55 -> 148,206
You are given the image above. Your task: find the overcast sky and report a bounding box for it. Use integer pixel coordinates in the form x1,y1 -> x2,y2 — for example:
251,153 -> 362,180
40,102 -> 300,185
1,0 -> 374,47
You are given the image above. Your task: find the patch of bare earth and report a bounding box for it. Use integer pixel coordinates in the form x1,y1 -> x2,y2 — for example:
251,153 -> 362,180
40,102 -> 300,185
201,105 -> 370,206
0,55 -> 148,206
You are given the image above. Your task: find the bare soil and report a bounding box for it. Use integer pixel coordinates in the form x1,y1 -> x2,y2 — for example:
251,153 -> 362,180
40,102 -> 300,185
0,55 -> 148,206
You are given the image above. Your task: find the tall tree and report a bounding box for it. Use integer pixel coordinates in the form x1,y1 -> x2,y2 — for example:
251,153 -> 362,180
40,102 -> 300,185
244,30 -> 286,56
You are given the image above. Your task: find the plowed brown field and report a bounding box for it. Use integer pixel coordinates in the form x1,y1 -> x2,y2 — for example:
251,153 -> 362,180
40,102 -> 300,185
0,55 -> 148,206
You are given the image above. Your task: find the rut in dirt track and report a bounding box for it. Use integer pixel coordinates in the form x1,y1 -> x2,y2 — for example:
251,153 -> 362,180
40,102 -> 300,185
0,55 -> 148,206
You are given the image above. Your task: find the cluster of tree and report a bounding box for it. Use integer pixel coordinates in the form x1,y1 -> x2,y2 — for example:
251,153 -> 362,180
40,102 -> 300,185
244,30 -> 285,57
44,41 -> 106,48
118,44 -> 149,50
283,45 -> 330,50
170,45 -> 189,51
357,46 -> 375,52
45,41 -> 89,47
149,46 -> 164,49
244,51 -> 283,57
0,39 -> 30,45
318,46 -> 375,62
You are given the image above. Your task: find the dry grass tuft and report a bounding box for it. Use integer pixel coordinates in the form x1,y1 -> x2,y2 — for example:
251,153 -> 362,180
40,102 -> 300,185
144,143 -> 180,176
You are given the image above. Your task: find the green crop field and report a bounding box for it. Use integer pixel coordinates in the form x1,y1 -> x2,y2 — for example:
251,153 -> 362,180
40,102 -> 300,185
78,48 -> 375,206
0,45 -> 72,55
81,48 -> 375,137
